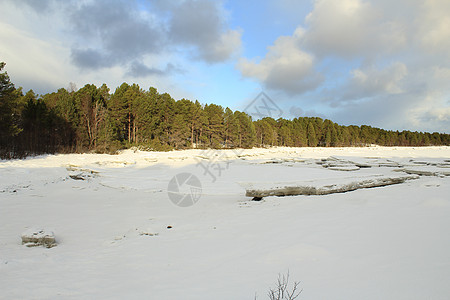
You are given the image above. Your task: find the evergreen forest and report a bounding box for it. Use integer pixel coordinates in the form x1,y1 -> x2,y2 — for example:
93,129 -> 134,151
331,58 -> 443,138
1,62 -> 449,159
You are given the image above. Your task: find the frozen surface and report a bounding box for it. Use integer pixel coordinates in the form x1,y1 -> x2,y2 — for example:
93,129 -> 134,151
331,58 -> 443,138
1,146 -> 450,299
243,173 -> 419,197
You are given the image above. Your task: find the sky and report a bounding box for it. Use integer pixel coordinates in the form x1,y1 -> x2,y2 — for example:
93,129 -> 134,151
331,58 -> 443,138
1,0 -> 449,133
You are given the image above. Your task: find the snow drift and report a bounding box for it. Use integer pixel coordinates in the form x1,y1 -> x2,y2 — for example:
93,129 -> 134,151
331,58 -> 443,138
1,146 -> 449,300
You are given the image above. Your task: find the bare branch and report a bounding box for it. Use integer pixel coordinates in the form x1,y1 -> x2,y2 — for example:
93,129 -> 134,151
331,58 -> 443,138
267,271 -> 302,300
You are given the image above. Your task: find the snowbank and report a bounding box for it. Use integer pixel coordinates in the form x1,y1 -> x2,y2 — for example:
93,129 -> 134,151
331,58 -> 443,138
1,146 -> 449,299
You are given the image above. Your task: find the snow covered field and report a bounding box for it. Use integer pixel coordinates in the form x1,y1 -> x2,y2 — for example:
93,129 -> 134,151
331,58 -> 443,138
1,146 -> 449,299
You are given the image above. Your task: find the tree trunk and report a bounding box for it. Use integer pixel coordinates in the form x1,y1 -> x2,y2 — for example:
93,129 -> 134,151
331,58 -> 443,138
128,113 -> 131,143
133,120 -> 136,144
191,123 -> 194,148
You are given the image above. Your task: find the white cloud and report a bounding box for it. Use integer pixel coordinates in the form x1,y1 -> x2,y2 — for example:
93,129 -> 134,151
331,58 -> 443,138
303,0 -> 408,58
238,28 -> 322,95
168,0 -> 242,63
0,22 -> 72,92
237,0 -> 411,95
417,0 -> 450,57
348,62 -> 408,98
200,29 -> 242,63
238,0 -> 450,132
1,0 -> 449,133
0,0 -> 243,98
2,0 -> 241,72
408,92 -> 450,132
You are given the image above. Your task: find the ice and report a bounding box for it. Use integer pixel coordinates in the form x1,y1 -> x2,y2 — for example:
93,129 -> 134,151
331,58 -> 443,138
243,174 -> 419,197
21,228 -> 56,248
0,146 -> 449,299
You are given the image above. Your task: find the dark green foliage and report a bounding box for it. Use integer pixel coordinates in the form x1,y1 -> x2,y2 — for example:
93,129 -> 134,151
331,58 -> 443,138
307,122 -> 318,147
11,90 -> 74,156
0,61 -> 449,158
72,84 -> 109,150
0,62 -> 21,157
234,111 -> 256,148
204,103 -> 225,148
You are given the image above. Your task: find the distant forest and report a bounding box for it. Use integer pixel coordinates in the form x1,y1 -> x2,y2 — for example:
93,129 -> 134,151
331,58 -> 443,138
1,62 -> 449,159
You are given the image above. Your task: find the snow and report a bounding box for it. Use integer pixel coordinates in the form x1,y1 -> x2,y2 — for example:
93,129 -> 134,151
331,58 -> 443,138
1,146 -> 450,299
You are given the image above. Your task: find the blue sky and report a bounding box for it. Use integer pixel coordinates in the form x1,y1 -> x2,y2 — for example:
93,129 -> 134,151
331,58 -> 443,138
1,0 -> 449,133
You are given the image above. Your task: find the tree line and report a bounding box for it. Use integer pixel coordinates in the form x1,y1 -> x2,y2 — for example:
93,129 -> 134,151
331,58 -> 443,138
1,62 -> 449,159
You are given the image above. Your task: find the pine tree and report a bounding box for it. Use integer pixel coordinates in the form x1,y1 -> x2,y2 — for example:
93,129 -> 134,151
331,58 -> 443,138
171,99 -> 192,148
158,93 -> 175,147
235,111 -> 256,148
2,68 -> 450,157
73,84 -> 107,149
0,62 -> 21,156
277,119 -> 293,146
109,83 -> 131,142
330,124 -> 338,147
191,100 -> 208,148
341,127 -> 351,146
224,107 -> 239,148
307,122 -> 318,147
204,104 -> 224,148
41,88 -> 78,151
292,118 -> 307,147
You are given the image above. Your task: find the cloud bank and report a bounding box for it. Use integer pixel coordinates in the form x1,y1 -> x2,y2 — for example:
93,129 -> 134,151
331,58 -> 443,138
238,28 -> 323,95
12,0 -> 241,74
1,0 -> 449,133
238,0 -> 450,132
